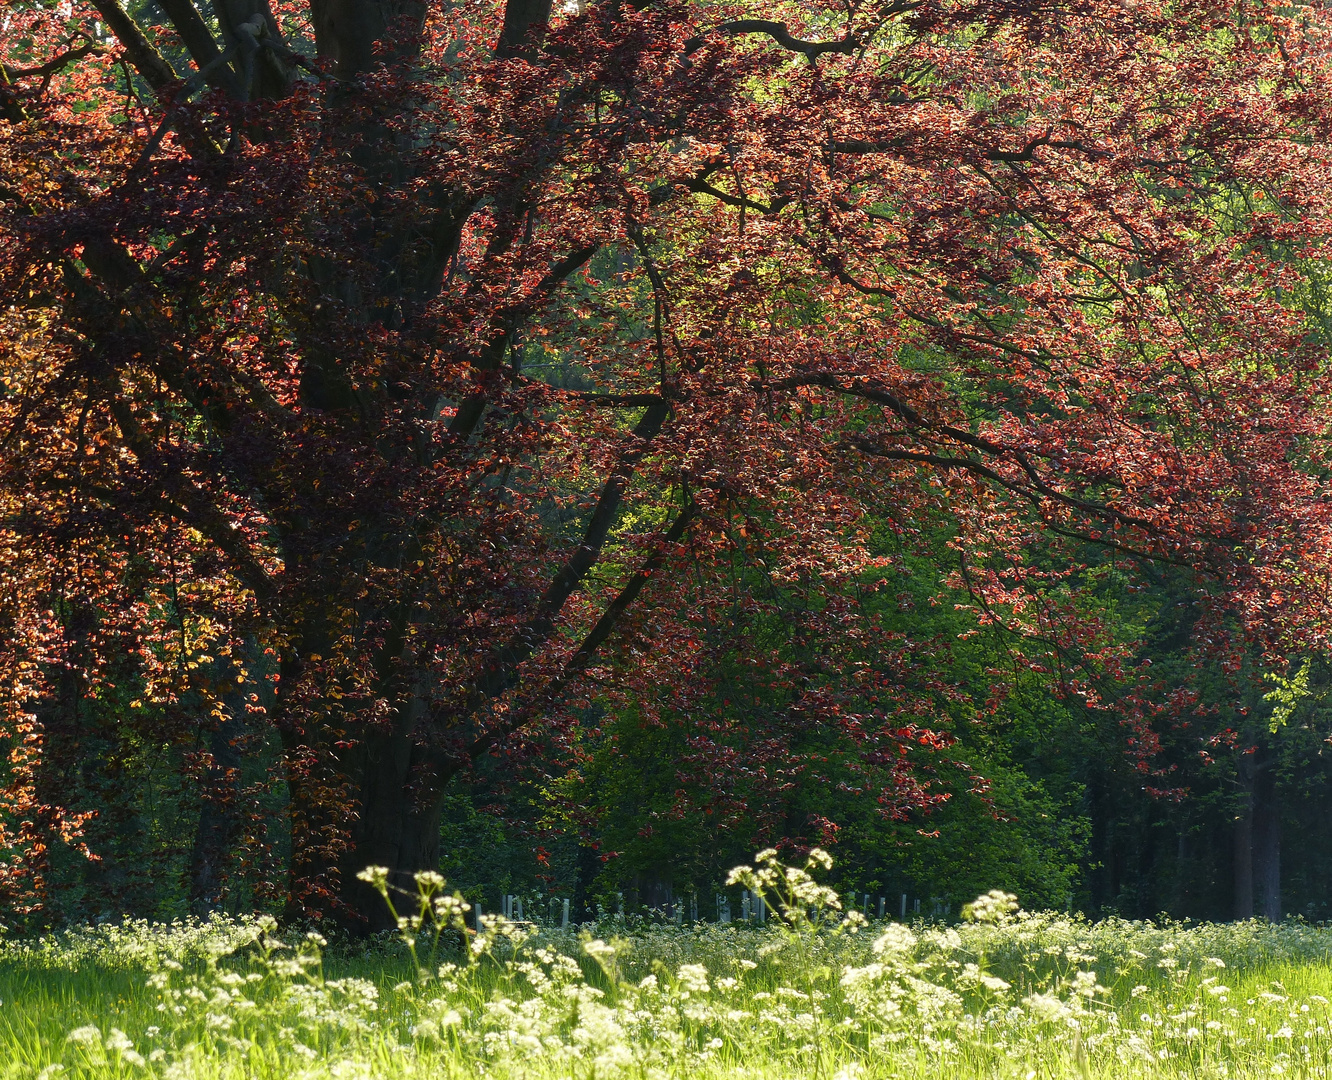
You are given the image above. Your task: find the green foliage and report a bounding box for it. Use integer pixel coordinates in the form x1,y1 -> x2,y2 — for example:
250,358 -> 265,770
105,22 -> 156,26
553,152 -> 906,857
563,520 -> 1097,915
1265,659 -> 1315,733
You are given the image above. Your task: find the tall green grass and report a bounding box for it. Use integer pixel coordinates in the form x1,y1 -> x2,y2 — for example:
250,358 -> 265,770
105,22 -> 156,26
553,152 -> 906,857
1,854 -> 1330,1078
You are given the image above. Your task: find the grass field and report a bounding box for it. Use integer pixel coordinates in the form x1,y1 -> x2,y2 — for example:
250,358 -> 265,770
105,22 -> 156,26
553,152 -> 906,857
1,854 -> 1331,1079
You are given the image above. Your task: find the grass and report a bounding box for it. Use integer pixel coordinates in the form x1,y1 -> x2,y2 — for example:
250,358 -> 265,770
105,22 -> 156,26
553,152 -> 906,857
0,855 -> 1330,1078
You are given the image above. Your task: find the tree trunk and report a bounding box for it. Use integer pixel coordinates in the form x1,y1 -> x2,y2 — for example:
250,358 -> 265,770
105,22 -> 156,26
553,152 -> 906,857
192,641 -> 277,911
335,710 -> 446,930
309,0 -> 427,79
84,0 -> 653,926
190,709 -> 246,912
1252,759 -> 1281,921
497,0 -> 553,56
1233,767 -> 1254,920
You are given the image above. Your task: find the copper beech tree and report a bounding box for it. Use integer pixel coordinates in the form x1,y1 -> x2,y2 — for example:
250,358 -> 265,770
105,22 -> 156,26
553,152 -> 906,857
4,0 -> 1332,921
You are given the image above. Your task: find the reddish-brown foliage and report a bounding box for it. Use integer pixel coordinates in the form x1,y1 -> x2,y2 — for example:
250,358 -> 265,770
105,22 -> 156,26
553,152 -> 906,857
5,0 -> 1332,921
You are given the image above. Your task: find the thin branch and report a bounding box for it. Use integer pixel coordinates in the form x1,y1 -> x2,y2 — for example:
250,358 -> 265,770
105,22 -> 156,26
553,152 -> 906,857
131,44 -> 237,171
626,224 -> 672,386
562,391 -> 668,407
3,39 -> 100,82
782,372 -> 1161,532
844,433 -> 1162,532
848,440 -> 1194,567
103,387 -> 279,607
465,396 -> 672,702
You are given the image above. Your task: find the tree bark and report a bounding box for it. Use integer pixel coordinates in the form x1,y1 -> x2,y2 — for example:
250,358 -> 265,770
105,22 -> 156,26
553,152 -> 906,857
1252,758 -> 1281,921
497,0 -> 554,56
1233,766 -> 1254,920
89,0 -> 671,926
335,705 -> 446,930
309,0 -> 428,79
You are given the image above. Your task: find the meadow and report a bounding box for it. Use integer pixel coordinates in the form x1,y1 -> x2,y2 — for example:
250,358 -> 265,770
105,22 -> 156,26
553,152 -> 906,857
2,852 -> 1332,1079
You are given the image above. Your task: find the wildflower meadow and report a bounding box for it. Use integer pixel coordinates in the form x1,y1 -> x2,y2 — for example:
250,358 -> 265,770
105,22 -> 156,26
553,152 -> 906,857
0,851 -> 1329,1079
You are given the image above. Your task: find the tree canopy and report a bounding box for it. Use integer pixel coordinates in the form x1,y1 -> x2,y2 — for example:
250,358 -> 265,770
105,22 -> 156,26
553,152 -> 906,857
5,0 -> 1332,925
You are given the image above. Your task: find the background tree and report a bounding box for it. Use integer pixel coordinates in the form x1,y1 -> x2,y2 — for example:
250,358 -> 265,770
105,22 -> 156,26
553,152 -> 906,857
4,0 -> 1332,926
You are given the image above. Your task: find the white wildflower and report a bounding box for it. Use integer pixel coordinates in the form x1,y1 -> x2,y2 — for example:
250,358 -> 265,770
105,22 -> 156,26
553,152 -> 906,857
1024,993 -> 1073,1023
66,1026 -> 101,1046
355,865 -> 390,890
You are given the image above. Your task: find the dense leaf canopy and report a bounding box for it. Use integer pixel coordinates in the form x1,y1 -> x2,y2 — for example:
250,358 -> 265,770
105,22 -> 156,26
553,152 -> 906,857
4,0 -> 1332,922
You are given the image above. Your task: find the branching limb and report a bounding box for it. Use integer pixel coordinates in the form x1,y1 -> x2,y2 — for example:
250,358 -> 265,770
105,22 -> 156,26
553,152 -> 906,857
89,0 -> 221,159
465,396 -> 672,702
772,371 -> 1162,533
449,243 -> 600,438
3,37 -> 101,82
154,0 -> 243,95
648,160 -> 724,205
445,499 -> 699,773
684,20 -> 860,62
103,387 -> 279,608
844,435 -> 1157,531
982,129 -> 1109,164
562,391 -> 668,407
682,2 -> 922,62
2,35 -> 102,121
88,0 -> 183,91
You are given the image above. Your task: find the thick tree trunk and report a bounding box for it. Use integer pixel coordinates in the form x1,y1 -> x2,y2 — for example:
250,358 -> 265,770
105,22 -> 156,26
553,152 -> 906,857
497,0 -> 554,56
97,0 -> 637,926
1233,770 -> 1254,920
1252,760 -> 1281,921
335,711 -> 446,930
190,709 -> 246,912
310,0 -> 427,78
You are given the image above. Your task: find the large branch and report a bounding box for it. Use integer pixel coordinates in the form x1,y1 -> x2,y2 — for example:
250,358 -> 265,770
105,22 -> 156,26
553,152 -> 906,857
448,243 -> 600,438
444,498 -> 698,774
88,0 -> 182,91
684,20 -> 859,62
104,389 -> 280,607
155,0 -> 243,96
682,3 -> 922,62
309,0 -> 426,79
89,0 -> 221,160
62,251 -> 284,606
3,39 -> 100,82
497,0 -> 553,57
467,396 -> 671,702
768,372 -> 1161,533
